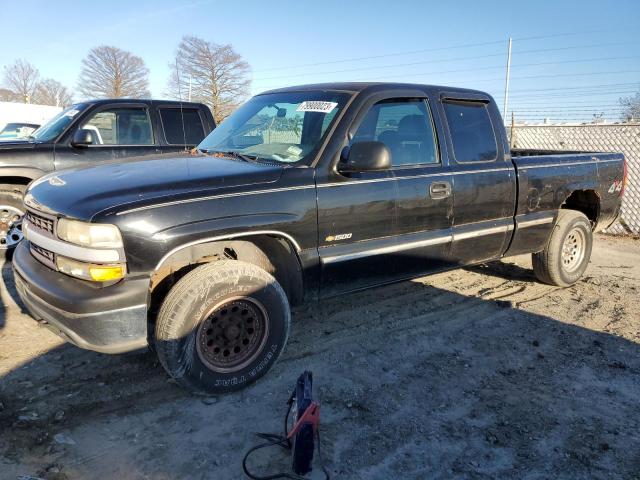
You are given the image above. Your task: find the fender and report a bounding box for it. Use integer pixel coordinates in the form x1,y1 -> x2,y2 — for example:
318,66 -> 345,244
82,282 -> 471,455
154,229 -> 302,271
150,229 -> 307,306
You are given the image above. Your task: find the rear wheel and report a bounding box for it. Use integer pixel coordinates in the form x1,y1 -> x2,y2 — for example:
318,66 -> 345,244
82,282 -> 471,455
0,185 -> 26,251
155,260 -> 291,394
532,210 -> 592,287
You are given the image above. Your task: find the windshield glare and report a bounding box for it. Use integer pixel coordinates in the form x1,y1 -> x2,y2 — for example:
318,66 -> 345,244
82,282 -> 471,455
31,104 -> 87,142
197,92 -> 351,164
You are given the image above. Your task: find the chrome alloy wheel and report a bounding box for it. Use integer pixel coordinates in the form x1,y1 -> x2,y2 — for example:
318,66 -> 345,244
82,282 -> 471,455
0,206 -> 23,249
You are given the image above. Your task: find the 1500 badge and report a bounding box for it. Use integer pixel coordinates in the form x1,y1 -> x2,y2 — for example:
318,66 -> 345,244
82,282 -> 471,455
325,233 -> 353,242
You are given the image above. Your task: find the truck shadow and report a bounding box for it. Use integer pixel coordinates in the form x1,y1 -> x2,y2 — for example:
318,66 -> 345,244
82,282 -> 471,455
464,260 -> 538,282
0,268 -> 639,479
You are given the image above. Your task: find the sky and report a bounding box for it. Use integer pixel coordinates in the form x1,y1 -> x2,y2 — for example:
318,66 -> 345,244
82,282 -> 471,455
1,0 -> 639,123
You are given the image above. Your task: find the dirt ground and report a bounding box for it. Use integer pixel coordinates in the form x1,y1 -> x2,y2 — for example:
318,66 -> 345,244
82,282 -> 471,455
1,234 -> 639,480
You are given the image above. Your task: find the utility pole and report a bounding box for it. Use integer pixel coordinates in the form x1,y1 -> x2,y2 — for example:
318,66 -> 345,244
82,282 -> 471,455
503,37 -> 512,120
188,74 -> 192,102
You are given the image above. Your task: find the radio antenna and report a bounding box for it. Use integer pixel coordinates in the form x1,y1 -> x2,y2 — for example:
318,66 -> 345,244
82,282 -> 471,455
174,59 -> 188,150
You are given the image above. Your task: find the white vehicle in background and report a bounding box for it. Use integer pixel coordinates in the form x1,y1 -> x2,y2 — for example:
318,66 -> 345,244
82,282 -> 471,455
0,122 -> 41,140
0,102 -> 62,139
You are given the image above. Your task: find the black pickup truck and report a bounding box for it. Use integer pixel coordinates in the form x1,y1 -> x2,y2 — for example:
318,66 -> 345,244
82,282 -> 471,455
13,83 -> 626,393
0,99 -> 215,248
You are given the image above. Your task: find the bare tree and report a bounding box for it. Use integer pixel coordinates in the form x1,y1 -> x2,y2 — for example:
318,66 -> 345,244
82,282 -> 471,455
33,79 -> 73,106
2,60 -> 40,103
167,36 -> 251,123
78,46 -> 150,99
619,90 -> 640,122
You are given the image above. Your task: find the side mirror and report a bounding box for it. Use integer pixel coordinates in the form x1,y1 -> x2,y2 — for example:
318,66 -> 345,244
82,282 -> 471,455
71,128 -> 94,147
339,141 -> 391,173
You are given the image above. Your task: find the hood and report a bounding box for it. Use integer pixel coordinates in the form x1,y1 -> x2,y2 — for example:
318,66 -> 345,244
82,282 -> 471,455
25,153 -> 283,220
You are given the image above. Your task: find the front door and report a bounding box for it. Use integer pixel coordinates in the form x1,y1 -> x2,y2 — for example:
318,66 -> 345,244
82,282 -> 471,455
54,105 -> 160,170
317,96 -> 453,296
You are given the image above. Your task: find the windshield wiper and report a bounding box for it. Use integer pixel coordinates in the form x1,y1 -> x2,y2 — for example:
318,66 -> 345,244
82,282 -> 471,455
200,149 -> 258,163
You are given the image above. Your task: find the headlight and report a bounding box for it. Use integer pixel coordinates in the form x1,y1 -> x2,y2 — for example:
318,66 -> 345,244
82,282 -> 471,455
56,255 -> 125,282
57,219 -> 123,248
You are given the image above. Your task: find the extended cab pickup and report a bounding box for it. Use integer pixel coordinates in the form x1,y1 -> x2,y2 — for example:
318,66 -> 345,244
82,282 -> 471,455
0,99 -> 215,248
13,83 -> 626,393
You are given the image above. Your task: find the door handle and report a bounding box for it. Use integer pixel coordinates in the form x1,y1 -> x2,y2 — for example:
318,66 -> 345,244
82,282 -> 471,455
429,181 -> 451,199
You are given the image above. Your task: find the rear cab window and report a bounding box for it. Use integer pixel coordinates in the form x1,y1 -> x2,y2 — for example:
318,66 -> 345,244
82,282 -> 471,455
443,100 -> 497,163
159,108 -> 206,145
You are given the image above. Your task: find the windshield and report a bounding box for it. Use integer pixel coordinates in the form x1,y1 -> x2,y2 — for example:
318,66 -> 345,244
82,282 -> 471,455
31,104 -> 88,142
197,91 -> 351,165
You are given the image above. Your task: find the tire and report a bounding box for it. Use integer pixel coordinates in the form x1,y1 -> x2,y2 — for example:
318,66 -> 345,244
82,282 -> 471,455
0,184 -> 26,253
532,210 -> 593,287
155,260 -> 291,394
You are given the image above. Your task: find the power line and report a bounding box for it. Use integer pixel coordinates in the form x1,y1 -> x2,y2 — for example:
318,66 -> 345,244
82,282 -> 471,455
252,41 -> 504,74
502,88 -> 638,99
354,57 -> 640,83
507,100 -> 625,105
504,82 -> 639,94
252,29 -> 634,73
252,40 -> 640,83
457,69 -> 634,83
509,109 -> 625,113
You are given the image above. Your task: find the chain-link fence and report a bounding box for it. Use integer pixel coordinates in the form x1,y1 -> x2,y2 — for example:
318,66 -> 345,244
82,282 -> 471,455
508,123 -> 640,234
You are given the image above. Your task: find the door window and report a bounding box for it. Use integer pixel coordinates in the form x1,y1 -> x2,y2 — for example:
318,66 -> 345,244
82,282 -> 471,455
159,108 -> 206,145
80,108 -> 153,145
352,99 -> 438,166
443,100 -> 497,162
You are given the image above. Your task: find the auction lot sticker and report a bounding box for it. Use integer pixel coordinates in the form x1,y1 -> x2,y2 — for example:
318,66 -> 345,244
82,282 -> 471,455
296,101 -> 338,113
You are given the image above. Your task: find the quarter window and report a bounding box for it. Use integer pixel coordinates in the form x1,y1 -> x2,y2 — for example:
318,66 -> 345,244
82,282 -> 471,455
443,101 -> 497,162
159,108 -> 206,145
352,99 -> 438,166
80,108 -> 153,145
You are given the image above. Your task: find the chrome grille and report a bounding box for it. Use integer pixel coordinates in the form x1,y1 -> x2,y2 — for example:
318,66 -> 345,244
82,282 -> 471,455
30,243 -> 55,265
26,211 -> 55,235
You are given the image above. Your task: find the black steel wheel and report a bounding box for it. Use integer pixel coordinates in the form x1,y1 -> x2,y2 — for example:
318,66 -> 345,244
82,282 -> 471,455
196,297 -> 269,373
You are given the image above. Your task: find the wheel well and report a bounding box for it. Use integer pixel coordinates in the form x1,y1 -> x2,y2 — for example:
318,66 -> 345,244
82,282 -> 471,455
561,190 -> 600,228
0,177 -> 33,189
148,235 -> 304,334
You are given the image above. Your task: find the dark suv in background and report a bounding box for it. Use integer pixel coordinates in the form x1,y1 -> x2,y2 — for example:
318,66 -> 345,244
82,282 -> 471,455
0,99 -> 215,248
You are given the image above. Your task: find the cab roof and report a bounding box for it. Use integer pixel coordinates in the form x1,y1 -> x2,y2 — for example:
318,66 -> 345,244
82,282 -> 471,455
260,82 -> 490,98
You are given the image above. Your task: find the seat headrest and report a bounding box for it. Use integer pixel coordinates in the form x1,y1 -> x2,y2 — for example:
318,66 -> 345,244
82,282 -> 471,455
398,115 -> 425,135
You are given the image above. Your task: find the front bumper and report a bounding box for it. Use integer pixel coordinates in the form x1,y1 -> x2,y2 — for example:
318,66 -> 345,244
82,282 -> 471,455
12,241 -> 149,353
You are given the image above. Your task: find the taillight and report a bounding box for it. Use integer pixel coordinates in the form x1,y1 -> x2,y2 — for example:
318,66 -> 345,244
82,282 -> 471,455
621,157 -> 628,197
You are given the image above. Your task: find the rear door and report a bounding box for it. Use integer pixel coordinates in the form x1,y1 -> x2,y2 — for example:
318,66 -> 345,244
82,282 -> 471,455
157,106 -> 208,153
439,94 -> 516,264
54,104 -> 159,170
317,93 -> 453,296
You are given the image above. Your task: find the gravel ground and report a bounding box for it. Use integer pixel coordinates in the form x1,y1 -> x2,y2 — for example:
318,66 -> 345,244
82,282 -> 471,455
1,234 -> 639,480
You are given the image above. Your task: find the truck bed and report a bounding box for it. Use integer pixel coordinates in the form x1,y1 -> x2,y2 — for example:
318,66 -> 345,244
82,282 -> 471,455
509,149 -> 625,244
